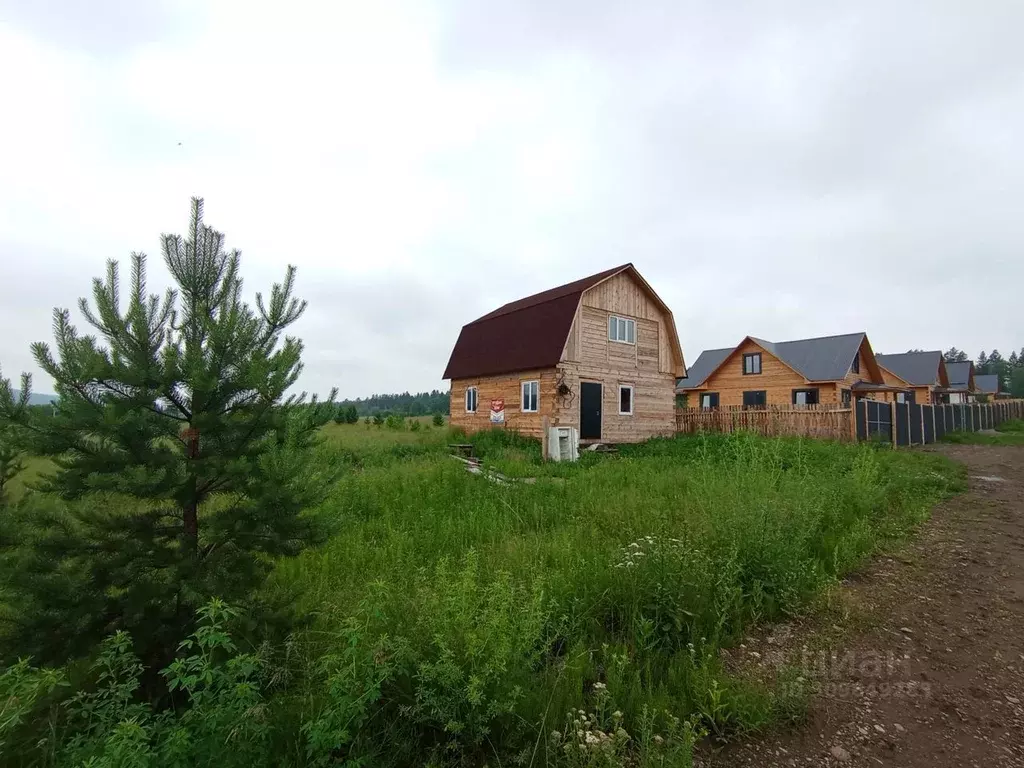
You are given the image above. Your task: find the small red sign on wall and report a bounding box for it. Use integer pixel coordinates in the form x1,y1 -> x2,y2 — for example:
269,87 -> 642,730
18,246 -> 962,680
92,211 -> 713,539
490,398 -> 505,424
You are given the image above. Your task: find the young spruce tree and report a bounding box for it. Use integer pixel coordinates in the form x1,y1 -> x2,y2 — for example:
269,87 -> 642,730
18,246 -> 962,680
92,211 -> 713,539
0,421 -> 26,505
0,199 -> 337,667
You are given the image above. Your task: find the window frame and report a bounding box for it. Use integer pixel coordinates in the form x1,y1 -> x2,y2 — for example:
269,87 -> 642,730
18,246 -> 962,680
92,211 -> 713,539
742,352 -> 762,375
841,388 -> 852,405
791,388 -> 820,406
618,384 -> 634,416
700,392 -> 720,409
608,315 -> 637,345
521,379 -> 540,413
742,390 -> 767,409
851,354 -> 860,374
465,386 -> 478,413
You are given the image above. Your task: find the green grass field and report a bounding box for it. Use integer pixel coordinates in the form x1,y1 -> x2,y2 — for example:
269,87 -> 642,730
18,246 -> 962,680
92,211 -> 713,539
5,454 -> 54,500
267,426 -> 964,764
1,424 -> 967,766
940,418 -> 1024,445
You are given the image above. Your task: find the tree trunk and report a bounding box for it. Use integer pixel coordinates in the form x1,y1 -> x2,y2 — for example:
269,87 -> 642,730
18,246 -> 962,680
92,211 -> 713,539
182,427 -> 200,556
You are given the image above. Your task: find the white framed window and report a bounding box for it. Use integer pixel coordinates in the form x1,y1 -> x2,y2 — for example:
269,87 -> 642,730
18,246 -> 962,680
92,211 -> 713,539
618,385 -> 634,415
521,380 -> 539,412
465,386 -> 478,413
608,315 -> 636,344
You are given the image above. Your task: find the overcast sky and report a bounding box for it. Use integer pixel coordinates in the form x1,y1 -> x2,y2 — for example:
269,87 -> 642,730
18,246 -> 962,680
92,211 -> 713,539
2,1 -> 1022,399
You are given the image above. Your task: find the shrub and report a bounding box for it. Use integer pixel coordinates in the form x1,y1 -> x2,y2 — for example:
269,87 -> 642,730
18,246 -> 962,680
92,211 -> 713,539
3,600 -> 270,768
432,413 -> 445,428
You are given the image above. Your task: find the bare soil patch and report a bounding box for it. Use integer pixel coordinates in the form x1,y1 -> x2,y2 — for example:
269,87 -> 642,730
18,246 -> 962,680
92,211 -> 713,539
709,444 -> 1024,767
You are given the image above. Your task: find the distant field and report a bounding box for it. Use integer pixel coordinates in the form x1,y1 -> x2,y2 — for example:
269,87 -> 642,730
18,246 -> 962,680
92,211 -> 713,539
6,455 -> 54,500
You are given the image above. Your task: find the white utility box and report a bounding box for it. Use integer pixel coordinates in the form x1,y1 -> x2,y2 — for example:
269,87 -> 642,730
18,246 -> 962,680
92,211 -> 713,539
547,426 -> 579,462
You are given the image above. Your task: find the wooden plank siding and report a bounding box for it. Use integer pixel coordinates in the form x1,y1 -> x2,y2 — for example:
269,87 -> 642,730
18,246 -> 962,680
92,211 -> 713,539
448,368 -> 558,438
681,337 -> 885,407
449,268 -> 682,443
555,277 -> 677,441
875,367 -> 938,405
579,272 -> 679,375
830,338 -> 883,403
686,339 -> 808,407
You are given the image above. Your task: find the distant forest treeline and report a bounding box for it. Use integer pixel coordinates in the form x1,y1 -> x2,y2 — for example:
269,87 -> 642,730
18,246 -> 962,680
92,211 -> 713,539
337,389 -> 450,416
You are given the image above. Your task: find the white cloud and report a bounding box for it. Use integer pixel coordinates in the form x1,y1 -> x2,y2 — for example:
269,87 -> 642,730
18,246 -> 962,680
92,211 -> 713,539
2,0 -> 1024,398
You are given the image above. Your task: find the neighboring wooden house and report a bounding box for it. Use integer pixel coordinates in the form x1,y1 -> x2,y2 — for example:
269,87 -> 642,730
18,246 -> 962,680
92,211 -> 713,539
943,361 -> 977,403
677,333 -> 893,408
875,351 -> 950,405
443,264 -> 686,442
974,374 -> 1004,400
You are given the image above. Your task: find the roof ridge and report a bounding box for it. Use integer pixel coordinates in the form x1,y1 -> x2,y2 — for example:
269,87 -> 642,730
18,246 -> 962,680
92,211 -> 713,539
774,331 -> 865,345
466,263 -> 632,325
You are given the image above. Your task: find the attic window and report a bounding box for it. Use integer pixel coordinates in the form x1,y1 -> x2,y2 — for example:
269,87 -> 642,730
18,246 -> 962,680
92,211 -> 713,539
608,316 -> 635,344
851,354 -> 860,374
743,353 -> 762,375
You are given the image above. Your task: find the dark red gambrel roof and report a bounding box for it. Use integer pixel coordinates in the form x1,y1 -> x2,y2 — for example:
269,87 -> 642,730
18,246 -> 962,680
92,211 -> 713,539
442,264 -> 631,380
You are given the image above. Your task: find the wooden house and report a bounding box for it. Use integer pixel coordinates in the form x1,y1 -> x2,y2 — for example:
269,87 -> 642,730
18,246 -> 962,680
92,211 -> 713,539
875,351 -> 950,404
677,333 -> 895,408
443,264 -> 685,442
974,374 -> 1005,400
943,361 -> 977,403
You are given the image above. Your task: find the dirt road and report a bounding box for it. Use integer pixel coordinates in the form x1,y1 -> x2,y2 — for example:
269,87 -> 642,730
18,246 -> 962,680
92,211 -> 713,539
714,444 -> 1024,767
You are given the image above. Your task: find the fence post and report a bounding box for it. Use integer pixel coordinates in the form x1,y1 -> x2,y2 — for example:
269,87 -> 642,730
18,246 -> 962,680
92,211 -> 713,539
890,399 -> 898,448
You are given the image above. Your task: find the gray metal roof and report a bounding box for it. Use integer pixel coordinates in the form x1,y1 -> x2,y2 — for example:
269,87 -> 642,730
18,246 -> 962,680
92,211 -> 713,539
676,332 -> 865,388
946,361 -> 973,390
975,374 -> 1000,394
876,351 -> 943,386
676,347 -> 732,389
769,332 -> 866,381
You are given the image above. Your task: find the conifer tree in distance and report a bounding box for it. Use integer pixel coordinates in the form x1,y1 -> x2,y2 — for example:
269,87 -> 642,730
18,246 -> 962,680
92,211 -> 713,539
0,198 -> 337,666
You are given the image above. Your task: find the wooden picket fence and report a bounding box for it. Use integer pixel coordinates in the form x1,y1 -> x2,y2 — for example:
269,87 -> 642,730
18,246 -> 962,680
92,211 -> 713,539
676,404 -> 855,442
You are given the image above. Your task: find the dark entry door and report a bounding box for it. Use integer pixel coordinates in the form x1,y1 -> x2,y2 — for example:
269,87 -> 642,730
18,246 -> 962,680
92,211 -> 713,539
580,382 -> 602,440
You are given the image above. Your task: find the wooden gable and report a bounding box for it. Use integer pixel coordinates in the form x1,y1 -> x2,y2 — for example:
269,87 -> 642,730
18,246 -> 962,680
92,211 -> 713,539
560,266 -> 685,377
